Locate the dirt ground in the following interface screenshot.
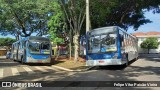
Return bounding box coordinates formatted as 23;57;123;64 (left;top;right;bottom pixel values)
51;56;88;70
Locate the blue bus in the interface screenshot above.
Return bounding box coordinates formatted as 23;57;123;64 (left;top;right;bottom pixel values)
80;35;86;56
86;26;138;66
11;36;52;64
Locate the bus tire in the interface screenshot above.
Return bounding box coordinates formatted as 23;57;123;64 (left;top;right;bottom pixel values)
13;55;16;62
46;62;52;66
125;54;129;66
21;56;24;64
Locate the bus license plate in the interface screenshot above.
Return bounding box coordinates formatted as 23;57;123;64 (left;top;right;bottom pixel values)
99;60;104;63
38;60;42;63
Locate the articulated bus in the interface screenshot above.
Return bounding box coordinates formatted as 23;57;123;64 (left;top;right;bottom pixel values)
86;26;138;66
11;36;52;64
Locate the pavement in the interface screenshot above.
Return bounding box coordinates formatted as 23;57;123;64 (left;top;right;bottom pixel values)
39;54;160;72
0;54;160;90
52;53;160;72
0;54;156;72
0;56;90;72
51;64;95;72
51;56;89;71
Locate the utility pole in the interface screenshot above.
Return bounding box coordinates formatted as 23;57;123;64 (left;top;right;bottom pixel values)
86;0;90;33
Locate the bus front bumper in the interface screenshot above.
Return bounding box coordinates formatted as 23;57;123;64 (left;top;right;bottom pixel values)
86;59;126;66
26;57;51;63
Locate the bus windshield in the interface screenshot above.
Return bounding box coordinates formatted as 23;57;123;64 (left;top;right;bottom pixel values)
28;41;50;54
88;33;117;53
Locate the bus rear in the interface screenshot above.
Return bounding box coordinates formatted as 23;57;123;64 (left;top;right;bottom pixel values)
86;26;124;66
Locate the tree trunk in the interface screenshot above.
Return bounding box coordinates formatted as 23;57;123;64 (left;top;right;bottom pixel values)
69;42;72;60
69;28;72;60
55;45;60;60
73;33;80;62
16;35;20;40
148;48;149;54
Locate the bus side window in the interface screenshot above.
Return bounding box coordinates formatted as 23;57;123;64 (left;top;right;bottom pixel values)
120;35;124;47
22;41;26;48
20;42;23;49
12;45;14;52
18;43;20;49
119;29;124;47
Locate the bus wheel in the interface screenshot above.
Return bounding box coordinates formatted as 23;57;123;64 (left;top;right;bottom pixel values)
13;55;16;62
125;60;129;66
46;63;52;66
125;54;129;66
21;57;24;64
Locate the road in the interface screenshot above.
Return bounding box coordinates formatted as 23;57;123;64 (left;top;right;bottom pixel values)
0;56;73;81
0;54;160;90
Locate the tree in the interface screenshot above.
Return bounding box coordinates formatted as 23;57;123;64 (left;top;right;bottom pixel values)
140;37;159;54
90;0;160;30
57;0;86;62
0;37;16;46
0;0;54;38
48;0;160;62
48;1;66;44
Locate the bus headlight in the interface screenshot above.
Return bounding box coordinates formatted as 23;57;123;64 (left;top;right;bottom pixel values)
27;55;34;60
87;56;92;60
112;53;118;59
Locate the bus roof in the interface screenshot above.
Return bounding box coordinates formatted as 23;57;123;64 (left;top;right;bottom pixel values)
118;27;137;39
12;36;50;44
88;26;137;39
90;26;118;32
88;26;118;35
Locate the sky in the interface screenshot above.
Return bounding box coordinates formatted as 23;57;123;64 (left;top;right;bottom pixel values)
128;11;160;34
0;11;160;38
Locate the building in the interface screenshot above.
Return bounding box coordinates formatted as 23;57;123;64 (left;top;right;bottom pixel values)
0;46;7;56
133;31;160;53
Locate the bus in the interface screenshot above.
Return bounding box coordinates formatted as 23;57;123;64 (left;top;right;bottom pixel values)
11;36;52;64
80;35;86;56
86;26;138;66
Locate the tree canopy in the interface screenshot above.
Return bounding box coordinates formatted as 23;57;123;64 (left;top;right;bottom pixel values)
48;1;66;44
0;37;16;46
140;37;159;54
0;0;54;38
1;0;160;37
48;0;86;61
58;0;86;61
1;0;160;60
48;0;160;61
90;0;160;30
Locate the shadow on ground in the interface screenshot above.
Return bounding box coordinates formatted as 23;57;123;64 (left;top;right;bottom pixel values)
0;57;159;90
0;55;159;90
70;66;88;70
141;57;160;62
0;64;157;90
89;59;138;71
0;57;21;68
138;54;160;63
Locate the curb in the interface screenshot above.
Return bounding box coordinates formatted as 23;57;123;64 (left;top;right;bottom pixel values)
52;65;95;72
